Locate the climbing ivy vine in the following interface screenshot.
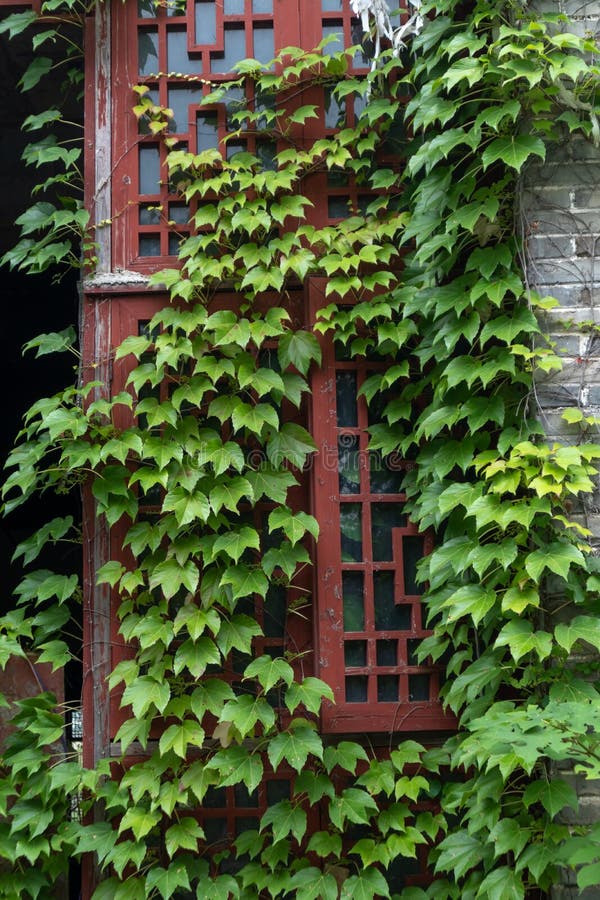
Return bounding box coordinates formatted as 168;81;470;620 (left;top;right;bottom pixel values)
3;0;600;897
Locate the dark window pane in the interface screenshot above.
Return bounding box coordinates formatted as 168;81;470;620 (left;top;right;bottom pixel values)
403;535;424;595
322;22;344;55
324;87;346;129
264;583;286;638
168;86;199;132
371;503;406;562
204;786;227;807
138;28;159;75
327;169;349;187
195;0;217;44
168;233;183;255
138;0;157;17
377;675;398;702
374;572;412;631
407;638;421;666
139;145;160;195
253;24;274;64
345;675;368;703
225;0;244;12
139;204;161;225
139;234;161;256
234;784;258;807
138;87;159;134
409;674;430;701
376;639;397;666
342;571;364;632
204;817;228;843
167;28;203;73
211;26;246;74
226;140;247;159
256;141;277;170
336;371;357;427
197;112;219;152
370;452;404;494
340;503;362;562
338;434;360;495
169;202;189;224
328;195;350;219
344;640;366;668
267;779;290;804
235;817;259;835
223;86;246;129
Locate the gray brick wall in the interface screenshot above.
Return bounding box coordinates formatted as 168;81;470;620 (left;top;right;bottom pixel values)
523;7;600;895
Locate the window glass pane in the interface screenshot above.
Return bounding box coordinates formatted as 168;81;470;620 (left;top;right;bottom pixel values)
223;85;246;129
252;0;273;11
377;675;398;701
409;674;430;701
204;786;227;807
234;784;258;807
376;639;397;666
322;22;344;55
324;87;346;129
195;0;217;44
204;818;227;842
345;675;367;703
336;371;357;426
370;452;404;494
139;145;160;194
168;86;199;133
344;640;366;668
338;434;360;495
138;28;159;75
328;195;350;219
211;26;246;74
407;638;421;666
256;141;277;171
374;571;411;630
267;779;290;804
403;535;424;594
139;204;162;225
224;0;244;12
169;202;189;224
197;112;219;152
371;502;406;561
342;571;364;632
253;24;274;64
322;0;343;8
226;140;247;159
167;28;203;73
139;234;161;256
263;583;286;638
235;817;259;835
138;0;158;18
340;503;362;562
327;169;349;188
168;233;183;255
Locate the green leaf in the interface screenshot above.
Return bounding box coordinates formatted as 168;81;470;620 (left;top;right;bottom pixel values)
213;526;260;563
341;868;391;900
278;330;321;375
435;831;484;879
261;800;307;843
523;779;578;817
285;677;334;714
121;676;170;718
289;868;339;900
268;725;323;772
555;616;600;653
244;656;294;692
329;788;378;830
267;423;317;468
145;862;191;899
477;867;524;900
481;135;545;172
525;542;585;582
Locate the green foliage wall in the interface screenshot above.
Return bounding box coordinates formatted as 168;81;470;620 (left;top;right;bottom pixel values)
2;0;600;897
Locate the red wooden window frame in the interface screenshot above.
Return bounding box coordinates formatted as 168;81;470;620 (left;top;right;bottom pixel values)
309;278;453;734
83;292;313;743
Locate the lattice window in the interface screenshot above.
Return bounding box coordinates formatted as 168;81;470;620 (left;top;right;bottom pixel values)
309;281;451;734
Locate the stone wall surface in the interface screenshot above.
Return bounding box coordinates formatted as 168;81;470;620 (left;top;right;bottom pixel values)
524;4;600;896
